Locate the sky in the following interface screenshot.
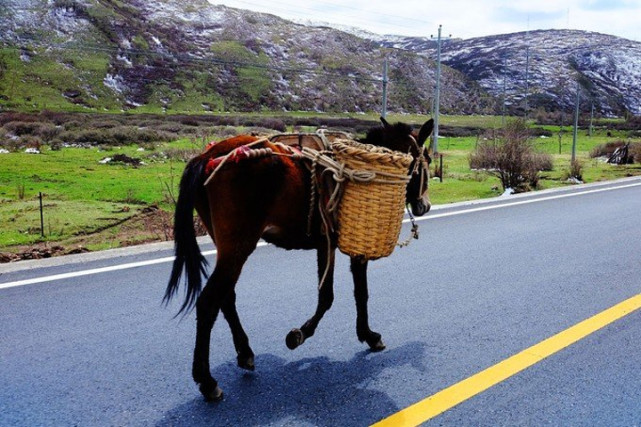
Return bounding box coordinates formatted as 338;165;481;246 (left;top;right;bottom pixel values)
207;0;641;41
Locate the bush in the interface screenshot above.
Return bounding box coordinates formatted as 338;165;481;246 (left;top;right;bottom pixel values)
563;159;583;182
469;119;553;192
163;148;201;162
34;123;61;142
18;135;43;151
3;121;42;136
215;126;238;138
256;117;287;132
58;126;174;146
630;143;641;163
0;112;39;126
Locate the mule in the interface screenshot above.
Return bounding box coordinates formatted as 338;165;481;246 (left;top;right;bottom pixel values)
164;117;434;401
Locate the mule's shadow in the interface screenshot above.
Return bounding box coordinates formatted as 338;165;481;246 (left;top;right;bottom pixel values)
157;341;428;426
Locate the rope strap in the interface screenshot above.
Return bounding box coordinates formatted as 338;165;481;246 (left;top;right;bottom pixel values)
201;137;421;288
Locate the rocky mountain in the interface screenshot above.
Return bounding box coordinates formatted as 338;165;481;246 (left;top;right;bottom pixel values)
1;0;639;117
0;0;491;115
373;29;641;117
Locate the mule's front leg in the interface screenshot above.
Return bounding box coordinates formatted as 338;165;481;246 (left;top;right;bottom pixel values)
286;246;335;350
351;256;385;351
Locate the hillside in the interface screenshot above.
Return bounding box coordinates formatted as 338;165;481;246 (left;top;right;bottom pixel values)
0;0;491;114
2;1;640;117
372;29;641;117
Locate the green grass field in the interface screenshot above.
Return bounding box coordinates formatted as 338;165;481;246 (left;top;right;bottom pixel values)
1;115;640;254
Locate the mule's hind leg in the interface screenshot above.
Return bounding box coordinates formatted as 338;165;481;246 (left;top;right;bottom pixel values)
351;256;385;351
286;246;336;350
193;249;253;401
221;289;255;371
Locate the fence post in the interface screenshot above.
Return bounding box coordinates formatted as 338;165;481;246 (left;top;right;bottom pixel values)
39;192;44;237
439;154;443;182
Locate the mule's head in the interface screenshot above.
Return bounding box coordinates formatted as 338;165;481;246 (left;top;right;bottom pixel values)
363;117;434;216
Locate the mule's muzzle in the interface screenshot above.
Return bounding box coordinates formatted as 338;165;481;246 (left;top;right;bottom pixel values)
410;199;431;216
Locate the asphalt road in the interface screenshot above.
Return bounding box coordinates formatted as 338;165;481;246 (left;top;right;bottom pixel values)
1;177;641;426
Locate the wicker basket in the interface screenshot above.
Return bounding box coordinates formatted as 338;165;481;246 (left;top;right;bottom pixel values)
331;139;413;259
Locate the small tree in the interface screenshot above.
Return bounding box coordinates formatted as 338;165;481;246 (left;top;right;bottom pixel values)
469;119;552;193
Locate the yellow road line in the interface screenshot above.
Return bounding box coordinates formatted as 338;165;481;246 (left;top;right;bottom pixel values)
372;293;641;427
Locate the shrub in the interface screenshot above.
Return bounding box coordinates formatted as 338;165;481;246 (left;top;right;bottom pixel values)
157;123;187;134
469;119;553;192
630;143;641;163
217;126;238;138
58;126;174;146
563;159;583;182
180;117;200;127
92;120;121;129
18;135;43;151
63;120;84;131
163;148;201;162
35;123;61;142
533;152;554;172
0;112;39;126
49;139;64;151
3;121;41;136
256;117;287;132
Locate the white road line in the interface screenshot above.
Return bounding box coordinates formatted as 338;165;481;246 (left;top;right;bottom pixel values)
0;255;181;290
405;181;641;223
2;182;640;291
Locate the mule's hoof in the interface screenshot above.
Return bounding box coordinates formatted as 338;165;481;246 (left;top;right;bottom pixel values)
237;355;255;371
200;384;224;402
286;328;305;350
368;338;386;352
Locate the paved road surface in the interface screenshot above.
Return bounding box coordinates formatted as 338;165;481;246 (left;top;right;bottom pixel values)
1;177;641;426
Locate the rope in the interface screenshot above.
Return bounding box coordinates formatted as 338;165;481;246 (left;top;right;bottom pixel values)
201;134;425;288
397;205;420;248
203;137;270;186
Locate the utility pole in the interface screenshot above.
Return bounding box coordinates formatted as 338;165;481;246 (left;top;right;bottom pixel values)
502;56;507;126
524;45;530;118
572;80;580;163
523;24;531;119
431;25;450;155
381;58;388;119
589;103;594;137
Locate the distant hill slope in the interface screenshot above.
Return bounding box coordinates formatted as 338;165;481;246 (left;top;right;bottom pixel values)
1;1;639;117
372;29;641;116
0;0;491;114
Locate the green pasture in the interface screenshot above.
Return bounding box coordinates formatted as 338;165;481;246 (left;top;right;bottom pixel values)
0;141;200;249
1;118;640;252
428;127;641;203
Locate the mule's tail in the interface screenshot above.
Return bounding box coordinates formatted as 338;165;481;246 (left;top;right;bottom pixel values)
163;157;209;315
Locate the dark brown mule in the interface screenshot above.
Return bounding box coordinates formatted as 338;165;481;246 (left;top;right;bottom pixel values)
164;118;434;401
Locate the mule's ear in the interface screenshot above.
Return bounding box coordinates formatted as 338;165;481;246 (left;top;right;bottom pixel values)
380;116;391;128
417;119;434;145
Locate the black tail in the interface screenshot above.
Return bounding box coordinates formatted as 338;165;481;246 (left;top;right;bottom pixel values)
163;157;209;315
